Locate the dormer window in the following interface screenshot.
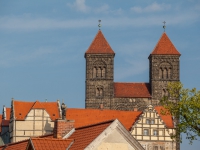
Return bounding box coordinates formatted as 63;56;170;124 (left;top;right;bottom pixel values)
153;130;158;136
143;129;149;135
146;119;155;124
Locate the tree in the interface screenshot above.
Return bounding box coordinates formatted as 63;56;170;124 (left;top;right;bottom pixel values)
160;82;200;144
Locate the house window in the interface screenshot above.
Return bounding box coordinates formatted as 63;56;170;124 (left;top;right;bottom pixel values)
143;129;149;135
146;119;154;124
153;130;158;136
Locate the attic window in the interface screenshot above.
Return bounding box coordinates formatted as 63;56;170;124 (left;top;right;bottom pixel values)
19;113;21;115
53;114;55;116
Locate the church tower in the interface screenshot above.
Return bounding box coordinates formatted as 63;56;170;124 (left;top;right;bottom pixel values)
85;30;115;109
149;32;181;104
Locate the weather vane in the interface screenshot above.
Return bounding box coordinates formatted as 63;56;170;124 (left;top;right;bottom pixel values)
98;20;101;30
163;21;166;32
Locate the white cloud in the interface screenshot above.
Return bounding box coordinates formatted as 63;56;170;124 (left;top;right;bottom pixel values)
131;2;171;13
67;0;90;13
0;10;199;31
94;4;110;13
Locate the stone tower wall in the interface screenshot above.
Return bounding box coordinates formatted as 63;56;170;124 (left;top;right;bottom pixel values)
85;54;114;109
149;55;180;101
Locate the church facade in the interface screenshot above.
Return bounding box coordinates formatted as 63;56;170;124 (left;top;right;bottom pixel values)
85;30;180;111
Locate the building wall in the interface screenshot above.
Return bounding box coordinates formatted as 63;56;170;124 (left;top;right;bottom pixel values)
131;105;176;150
85;54;114;109
10;109;54;142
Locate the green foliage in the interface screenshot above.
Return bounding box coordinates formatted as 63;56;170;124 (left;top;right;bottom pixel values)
160;82;200;144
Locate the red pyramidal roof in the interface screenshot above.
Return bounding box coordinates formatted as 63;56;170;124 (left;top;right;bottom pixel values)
85;30;115;54
151;32;180;55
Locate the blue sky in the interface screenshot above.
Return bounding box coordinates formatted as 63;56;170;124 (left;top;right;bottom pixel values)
0;0;200;149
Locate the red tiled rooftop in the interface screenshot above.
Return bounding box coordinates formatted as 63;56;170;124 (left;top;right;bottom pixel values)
85;30;115;54
67;108;142;131
68;120;113;150
6;108;11;120
151;32;180;55
29;138;74;150
13;100;60;121
155;106;174;128
1;120;10;126
0;139;28;150
114;82;151;98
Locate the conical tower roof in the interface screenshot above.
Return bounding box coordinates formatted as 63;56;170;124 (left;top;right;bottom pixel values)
85;30;115;54
151;32;180;55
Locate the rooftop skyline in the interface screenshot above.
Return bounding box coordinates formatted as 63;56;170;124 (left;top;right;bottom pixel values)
0;0;200;149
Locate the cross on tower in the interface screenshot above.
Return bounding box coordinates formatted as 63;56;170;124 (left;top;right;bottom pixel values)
98;20;101;30
163;21;166;32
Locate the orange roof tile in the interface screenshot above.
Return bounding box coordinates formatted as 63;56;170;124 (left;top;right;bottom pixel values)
114;82;151;98
68;120;112;150
13;100;60;121
29;138;74;150
85;30;115;54
5;108;11;120
32;101;44;109
0;139;28;150
67;108;142;131
1;120;10;126
151;32;180;55
155;106;174;128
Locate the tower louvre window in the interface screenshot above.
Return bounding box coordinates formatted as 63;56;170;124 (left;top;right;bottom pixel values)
92;61;106;79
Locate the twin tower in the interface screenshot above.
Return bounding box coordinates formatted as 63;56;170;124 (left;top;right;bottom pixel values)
85;30;180;111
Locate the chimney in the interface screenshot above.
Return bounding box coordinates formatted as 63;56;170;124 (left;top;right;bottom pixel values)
53;119;74;139
100;103;103;110
133;106;138;111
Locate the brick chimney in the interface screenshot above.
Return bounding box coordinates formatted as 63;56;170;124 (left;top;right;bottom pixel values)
53;119;74;139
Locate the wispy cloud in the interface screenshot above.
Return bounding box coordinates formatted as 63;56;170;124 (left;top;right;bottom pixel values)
0;10;199;31
67;0;90;13
131;2;171;13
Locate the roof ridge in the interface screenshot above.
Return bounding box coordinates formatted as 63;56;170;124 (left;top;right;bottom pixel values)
75;119;114;130
31;138;74;141
85;30;115;54
32;100;44;109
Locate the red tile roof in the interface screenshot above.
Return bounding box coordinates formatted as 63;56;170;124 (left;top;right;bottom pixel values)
67;108;142;131
155;106;174;128
5;108;11;120
68;120;112;150
114;82;151;98
0;139;28;150
1;120;10;126
13;100;60;121
151;32;180;55
85;30;115;54
29;138;74;150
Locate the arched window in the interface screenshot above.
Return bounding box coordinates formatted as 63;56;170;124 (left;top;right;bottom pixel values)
159;68;163;79
96;87;103;98
97;67;101;77
102;67;106;78
93;61;106;79
159;63;172;80
93;67;97;78
163;68;167;79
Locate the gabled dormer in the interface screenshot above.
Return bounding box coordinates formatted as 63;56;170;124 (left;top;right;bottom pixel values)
131;105;176;150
